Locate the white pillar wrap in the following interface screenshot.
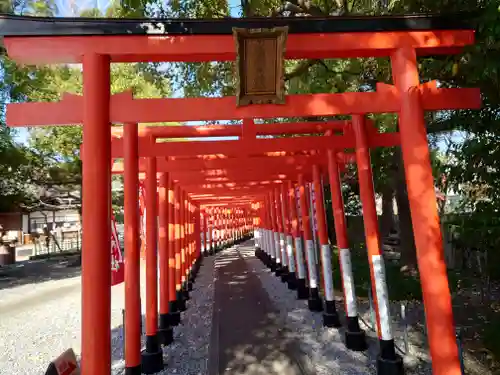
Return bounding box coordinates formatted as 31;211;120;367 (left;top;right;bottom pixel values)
274;232;281;263
254;229;260;248
305;239;318;288
269;230;276;259
320;244;335;301
286;235;296;272
201;232;205;252
279;233;287;267
339;248;357;317
267;229;276;259
372;254;393;340
294;237;306;279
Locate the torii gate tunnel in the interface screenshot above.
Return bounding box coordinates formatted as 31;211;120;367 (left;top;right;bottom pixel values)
1;12;481;375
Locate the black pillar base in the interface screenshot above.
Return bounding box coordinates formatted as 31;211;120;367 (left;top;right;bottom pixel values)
158;313;174;346
269;260;277;272
189;267;197;280
345;330;368;351
254;248;261;258
377;339;404;375
263;253;270;265
158;326;173;347
266;254;272;265
124;365;142;375
296;278;309;299
280;266;289;283
322;300;342;328
377;355;404;375
176;291;187;312
141;335;164;374
344;316;367;351
308;287;323;312
274;264;283;277
263;255;270;267
287;272;297;290
168;301;181;326
182;283;190;301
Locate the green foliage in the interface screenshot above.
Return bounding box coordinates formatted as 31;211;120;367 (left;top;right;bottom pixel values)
331;244;424;301
0;2;173;211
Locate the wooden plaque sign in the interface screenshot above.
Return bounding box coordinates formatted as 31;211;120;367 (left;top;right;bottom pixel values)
232;27;288;106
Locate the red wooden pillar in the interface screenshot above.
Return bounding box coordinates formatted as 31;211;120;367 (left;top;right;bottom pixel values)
327;149;367;351
267;194;276;269
203;212;209;256
187;199;195;288
179;192;185;289
191;204;195;256
208;209;214;255
254;202;262;252
298;174;322;311
192;204;202;277
269;190;281;274
260;199;269;264
259;202;265;249
288;181;308;300
81;54;111;375
138;183;147;260
224;209;228;245
230;209;234;243
275;187;289;282
123;122;141;374
312;164;341;328
158;172;173;346
212;208;218;250
226;209;230;244
142;156;163;372
223;208;227;245
194;205;201;262
185;199;192;283
216;208;221;250
391;48;459;375
352;114;401;372
220;208;225;248
281;183;297;290
217;208;221;248
174;185;186;312
181;191;190;301
168;179;181;326
265;196;274;268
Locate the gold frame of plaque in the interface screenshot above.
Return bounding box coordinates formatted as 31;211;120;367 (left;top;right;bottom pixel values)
232;26;288;106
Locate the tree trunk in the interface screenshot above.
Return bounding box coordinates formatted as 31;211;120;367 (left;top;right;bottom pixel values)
393;148;418;268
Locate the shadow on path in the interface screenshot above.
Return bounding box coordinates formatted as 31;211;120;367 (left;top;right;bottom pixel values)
208;246;311;375
0;255;81;291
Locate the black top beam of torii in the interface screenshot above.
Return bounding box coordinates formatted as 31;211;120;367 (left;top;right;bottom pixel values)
0;12;477;37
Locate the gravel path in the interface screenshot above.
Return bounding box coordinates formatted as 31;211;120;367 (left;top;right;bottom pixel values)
238;242;433;375
0;241;436;375
0;255;216;375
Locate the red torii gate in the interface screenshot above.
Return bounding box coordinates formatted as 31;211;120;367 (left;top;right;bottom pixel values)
1;13;481;375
